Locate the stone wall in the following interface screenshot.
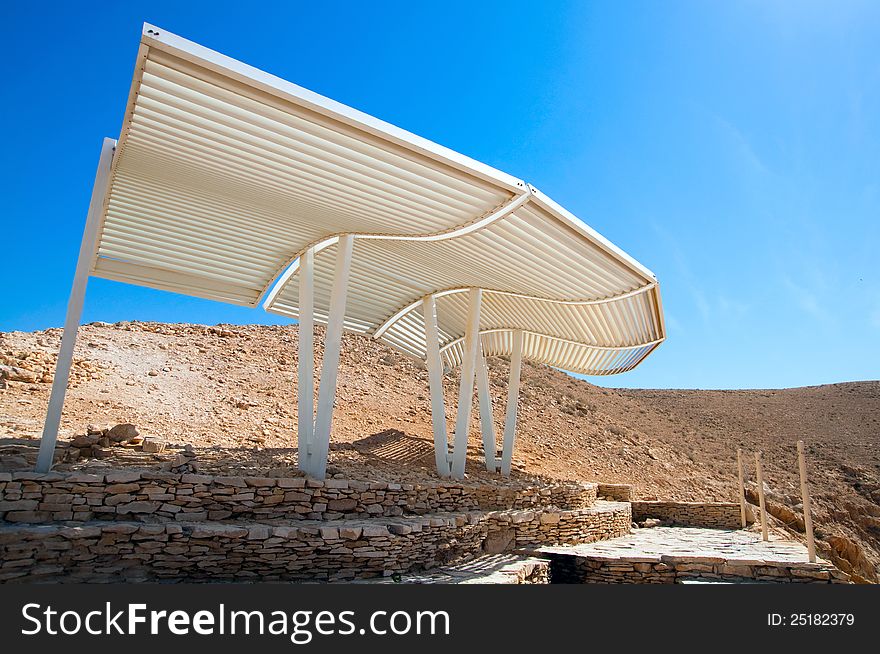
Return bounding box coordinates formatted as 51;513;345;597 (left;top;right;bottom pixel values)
631;501;749;529
0;503;631;583
487;502;631;552
596;483;632;502
547;552;849;584
0;471;596;524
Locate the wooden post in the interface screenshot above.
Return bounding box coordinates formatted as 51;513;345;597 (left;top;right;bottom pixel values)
736;448;747;528
755;451;769;541
797;440;817;562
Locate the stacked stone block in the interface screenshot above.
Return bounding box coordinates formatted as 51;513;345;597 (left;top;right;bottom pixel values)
596;483;633;502
0;502;631;583
0;470;632;583
547;551;848;584
630;501;748;529
0;471;596;524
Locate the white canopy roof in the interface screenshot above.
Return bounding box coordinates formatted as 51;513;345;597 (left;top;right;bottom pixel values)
92;24;665;375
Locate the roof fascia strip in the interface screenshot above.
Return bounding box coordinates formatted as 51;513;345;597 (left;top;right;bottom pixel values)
261;237;339;307
371;282;657;340
357;187;532;242
259;188;531;307
437;328;665;357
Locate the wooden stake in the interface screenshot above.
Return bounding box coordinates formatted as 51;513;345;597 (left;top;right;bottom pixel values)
797;440;817;562
736;448;747;528
755;451;769;541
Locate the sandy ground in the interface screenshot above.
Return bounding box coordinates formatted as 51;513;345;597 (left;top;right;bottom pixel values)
1;321;878;579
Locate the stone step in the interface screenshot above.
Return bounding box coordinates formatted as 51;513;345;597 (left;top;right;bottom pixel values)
0;502;631;583
0;470;598;524
678;578;777;584
352;554;550;584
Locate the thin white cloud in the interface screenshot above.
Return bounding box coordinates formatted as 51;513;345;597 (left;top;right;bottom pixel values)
692;288;711;323
713;115;770;175
650;221;750;327
718;295;749;318
782;275;834;324
663;311;683;333
870;301;880;329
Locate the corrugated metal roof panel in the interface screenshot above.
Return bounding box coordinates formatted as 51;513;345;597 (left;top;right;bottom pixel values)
93;29;516;308
92;24;664;377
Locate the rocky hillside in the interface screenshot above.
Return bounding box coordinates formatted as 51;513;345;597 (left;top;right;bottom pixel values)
1;321;878;580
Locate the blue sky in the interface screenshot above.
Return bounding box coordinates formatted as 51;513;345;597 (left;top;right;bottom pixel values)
2;1;878;389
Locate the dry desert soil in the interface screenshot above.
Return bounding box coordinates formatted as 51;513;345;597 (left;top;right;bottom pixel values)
1;321;878;581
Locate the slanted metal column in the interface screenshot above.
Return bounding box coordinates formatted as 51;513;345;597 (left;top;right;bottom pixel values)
36;137;117;473
297;247;315;474
451;288;482;479
500;329;523;476
422;295;451;477
310;235;354;479
475;344;497;472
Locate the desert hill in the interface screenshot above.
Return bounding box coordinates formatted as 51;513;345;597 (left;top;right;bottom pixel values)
1;321;878;580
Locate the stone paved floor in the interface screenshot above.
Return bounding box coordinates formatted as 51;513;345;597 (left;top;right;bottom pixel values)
352;554;549;584
358;529;824;584
542;526;817;564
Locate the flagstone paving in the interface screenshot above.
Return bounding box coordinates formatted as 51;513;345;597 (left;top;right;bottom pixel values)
541;526;815;564
352;553;549;584
538;526;849;583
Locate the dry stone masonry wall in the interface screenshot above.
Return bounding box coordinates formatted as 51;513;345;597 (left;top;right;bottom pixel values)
630;501;747;529
0;502;631;583
0;469;633;582
0;471;597;524
547;552;848;584
596;483;633;502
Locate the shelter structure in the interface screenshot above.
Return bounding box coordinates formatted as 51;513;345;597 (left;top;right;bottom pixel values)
36;24;666;479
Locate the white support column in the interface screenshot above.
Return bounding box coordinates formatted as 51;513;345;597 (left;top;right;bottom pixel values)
310;235;354;479
36;137;116;473
451;288;482;480
422;295;451;477
297;247;315;474
475;345;496;473
500;330;523;477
